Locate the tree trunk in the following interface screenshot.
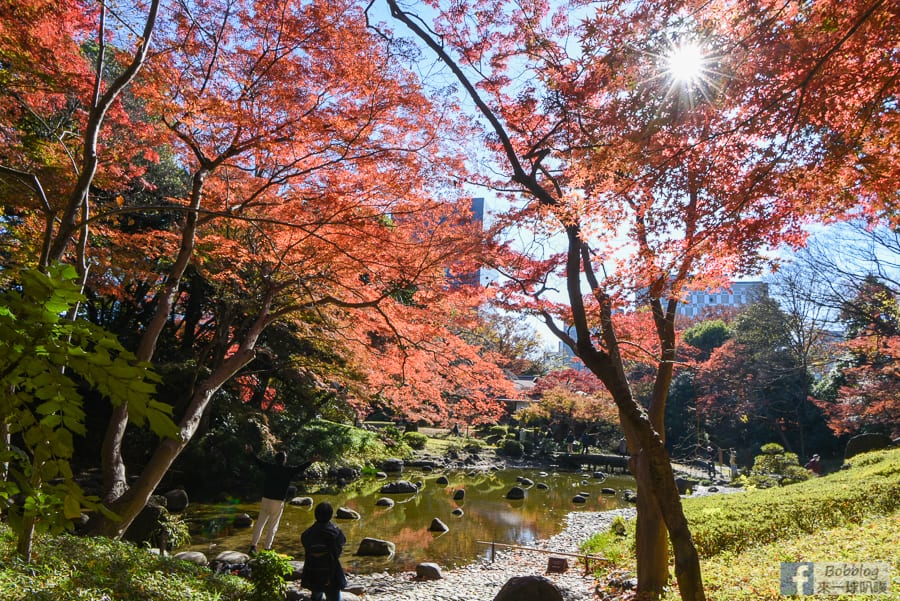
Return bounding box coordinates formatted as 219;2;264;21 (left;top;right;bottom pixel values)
634;452;670;598
15;514;35;562
88;315;267;537
15;460;43;562
98;167;208;508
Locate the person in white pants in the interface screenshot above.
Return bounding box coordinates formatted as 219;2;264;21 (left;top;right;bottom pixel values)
248;448;313;554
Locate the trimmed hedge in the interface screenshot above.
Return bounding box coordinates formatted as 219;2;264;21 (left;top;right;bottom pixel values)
683;448;900;557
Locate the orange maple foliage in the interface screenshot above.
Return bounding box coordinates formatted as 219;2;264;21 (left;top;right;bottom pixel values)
0;0;513;538
384;0;899;598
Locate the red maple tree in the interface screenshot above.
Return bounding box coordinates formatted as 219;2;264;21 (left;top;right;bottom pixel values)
384;0;899;598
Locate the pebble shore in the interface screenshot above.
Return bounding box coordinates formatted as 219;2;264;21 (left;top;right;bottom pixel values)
348;507;637;601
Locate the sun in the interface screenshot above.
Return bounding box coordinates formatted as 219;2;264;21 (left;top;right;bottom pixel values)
665;41;705;86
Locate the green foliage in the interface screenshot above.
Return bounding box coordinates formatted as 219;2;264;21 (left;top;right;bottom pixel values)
682;319;730;358
739;442;811;488
0;524;250;600
683;448;900;558
248;550;293;601
285;419;416;467
151;510;191;552
499;439;524;457
403;431;428;450
0;264;177;556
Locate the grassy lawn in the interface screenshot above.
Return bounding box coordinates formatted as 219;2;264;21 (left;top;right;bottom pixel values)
585;447;900;601
685;513;899;601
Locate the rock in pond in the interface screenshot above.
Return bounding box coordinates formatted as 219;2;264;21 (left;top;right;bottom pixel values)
356;537;396;557
428;518;449;533
536;482;549;490
380;480;418;494
451;508;464;517
572;495;587;504
288;496;314;507
336;506;361;520
505;486;526;500
453;489;465;501
374;497;395;508
435;475;450;485
382;458;404;473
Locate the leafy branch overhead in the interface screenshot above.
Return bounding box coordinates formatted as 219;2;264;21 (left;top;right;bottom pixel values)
0;263;177;556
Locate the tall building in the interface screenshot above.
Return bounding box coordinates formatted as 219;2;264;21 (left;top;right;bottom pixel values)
676;281;768;318
448;197;490;288
555;280;769;368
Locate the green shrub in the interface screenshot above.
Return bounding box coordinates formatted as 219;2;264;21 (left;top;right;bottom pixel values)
248;550;293;601
152;509;191;553
0;525;250;600
500;439;524;457
741;442;810;488
403;431;428;450
684;448;900;557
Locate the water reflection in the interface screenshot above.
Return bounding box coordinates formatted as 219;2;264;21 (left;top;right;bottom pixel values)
184;468;632;573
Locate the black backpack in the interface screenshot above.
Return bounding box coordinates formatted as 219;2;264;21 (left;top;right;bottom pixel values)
303;542;335;589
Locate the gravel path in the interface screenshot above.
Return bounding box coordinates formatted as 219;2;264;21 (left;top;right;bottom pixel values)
346;508;637;601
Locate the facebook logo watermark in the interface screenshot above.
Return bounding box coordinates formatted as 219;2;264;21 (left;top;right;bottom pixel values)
780;562;892;595
781;562;815;595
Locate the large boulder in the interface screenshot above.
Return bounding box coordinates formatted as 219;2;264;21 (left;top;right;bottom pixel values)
492;576;564;601
163;488;189;512
845;433;893;460
382;458;405;473
416;562;443;581
285;560;303;581
380;480;418;494
356;537;395;557
505;486;526;500
123;503;168;548
174;551;208;566
336;507;361;520
330;465;363;482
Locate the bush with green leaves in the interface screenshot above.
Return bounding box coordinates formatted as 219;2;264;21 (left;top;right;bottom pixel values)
403;431;428;450
738;442;810;488
0;264;177;560
0;524;250;600
500;439;524;457
247;550;293;601
151;510;191;553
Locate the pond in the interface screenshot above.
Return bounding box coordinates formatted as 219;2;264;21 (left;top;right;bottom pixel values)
182;467;634;574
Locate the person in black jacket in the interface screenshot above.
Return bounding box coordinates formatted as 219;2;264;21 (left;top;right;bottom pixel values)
301;502;347;601
247;448;312;554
